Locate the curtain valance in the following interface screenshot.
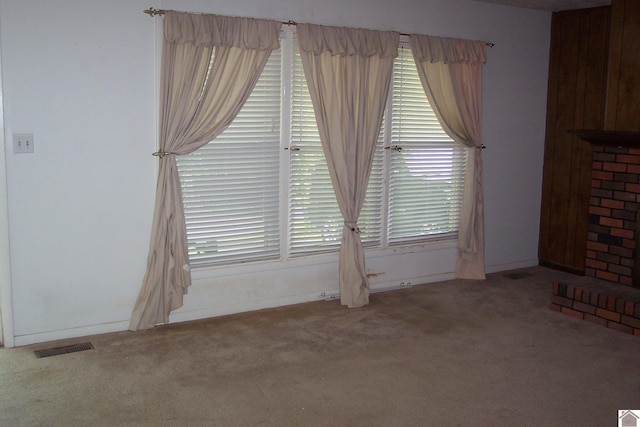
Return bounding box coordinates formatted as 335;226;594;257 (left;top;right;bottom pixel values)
410;34;486;280
410;35;486;64
130;12;280;330
298;23;399;58
298;22;396;308
164;11;281;50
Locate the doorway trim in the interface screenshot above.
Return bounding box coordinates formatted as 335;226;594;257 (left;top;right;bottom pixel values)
0;25;14;348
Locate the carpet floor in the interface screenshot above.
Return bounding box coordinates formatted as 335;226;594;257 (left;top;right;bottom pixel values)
1;266;639;426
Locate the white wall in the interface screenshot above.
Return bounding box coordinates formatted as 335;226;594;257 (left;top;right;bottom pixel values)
0;0;551;346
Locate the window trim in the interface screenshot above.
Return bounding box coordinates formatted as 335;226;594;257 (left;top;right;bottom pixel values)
179;28;464;269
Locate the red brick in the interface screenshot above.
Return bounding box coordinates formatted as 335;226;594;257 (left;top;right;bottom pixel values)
561;307;584;320
596;270;619;283
610;227;635;239
600;217;624;228
629;148;640;155
592;161;603;170
614;191;637;202
616;295;628;313
628;164;640;174
623;239;636;249
589;206;611;216
585;258;607;270
617;154;640;164
552;295;573;308
598;293;608;308
584;313;608;326
573;301;597;315
596;307;622;322
580;287;593;303
621;315;640;329
550;303;562;312
601;198;626;209
592;170;614;180
603;162;627;172
578;284;609;303
574;288;583;301
635;328;640;337
625;183;640;193
619;276;633;287
625;300;637;316
607;321;634;334
624;297;640;312
626;298;640;311
565;284;577;299
587;241;609;252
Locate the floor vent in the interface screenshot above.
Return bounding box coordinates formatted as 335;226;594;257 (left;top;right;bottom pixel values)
505;271;533;280
34;342;94;358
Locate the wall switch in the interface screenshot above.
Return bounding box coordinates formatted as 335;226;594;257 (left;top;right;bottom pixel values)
13;134;34;154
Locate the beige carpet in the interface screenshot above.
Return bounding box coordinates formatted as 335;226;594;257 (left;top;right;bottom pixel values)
1;266;639;426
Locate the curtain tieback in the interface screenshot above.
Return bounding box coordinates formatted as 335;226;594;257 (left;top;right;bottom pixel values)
476;144;486;151
344;221;360;233
152;150;176;159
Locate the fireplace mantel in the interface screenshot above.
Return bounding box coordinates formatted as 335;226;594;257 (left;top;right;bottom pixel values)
570;129;640;147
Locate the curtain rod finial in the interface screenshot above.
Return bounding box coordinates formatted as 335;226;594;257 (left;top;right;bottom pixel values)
144;7;165;17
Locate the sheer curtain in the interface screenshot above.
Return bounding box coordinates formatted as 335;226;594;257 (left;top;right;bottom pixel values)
129;11;281;330
298;24;398;307
409;35;487;280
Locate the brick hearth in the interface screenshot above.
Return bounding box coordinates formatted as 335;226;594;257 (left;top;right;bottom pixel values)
551;280;640;336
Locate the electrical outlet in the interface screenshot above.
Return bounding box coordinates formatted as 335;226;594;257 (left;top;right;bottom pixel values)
13;133;34;154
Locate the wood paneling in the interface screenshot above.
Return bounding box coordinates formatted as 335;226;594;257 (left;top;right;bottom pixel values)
605;0;640;132
539;6;611;273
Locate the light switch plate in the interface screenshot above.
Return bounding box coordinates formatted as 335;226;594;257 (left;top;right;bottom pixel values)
13;133;34;154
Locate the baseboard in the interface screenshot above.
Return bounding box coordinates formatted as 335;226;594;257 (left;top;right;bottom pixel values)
168;272;457;325
538;259;585;276
12;320;131;348
9;271;459;347
485;259;539;274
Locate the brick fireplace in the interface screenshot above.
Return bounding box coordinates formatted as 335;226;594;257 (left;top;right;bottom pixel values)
587;145;640;287
544;1;640;336
550;131;640;338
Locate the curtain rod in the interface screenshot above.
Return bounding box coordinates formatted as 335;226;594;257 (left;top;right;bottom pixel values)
143;7;495;48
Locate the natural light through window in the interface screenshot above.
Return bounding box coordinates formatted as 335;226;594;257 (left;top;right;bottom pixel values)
176;28;466;266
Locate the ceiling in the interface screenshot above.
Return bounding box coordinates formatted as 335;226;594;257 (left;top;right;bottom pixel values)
474;0;611;11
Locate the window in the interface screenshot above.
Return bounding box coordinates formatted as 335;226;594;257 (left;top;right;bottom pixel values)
177;47;282;265
388;47;466;243
177;28;466;266
288;37;384;255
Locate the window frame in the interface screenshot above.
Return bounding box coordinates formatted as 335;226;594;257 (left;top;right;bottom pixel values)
177;27;465;269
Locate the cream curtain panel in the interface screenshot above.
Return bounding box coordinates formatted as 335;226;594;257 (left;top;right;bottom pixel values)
409;35;487;280
298;24;398;307
129;11;281;330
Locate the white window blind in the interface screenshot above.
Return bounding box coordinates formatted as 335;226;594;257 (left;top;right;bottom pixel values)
288;37;382;256
176;30;466;267
176;47;283;265
387;46;466;244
